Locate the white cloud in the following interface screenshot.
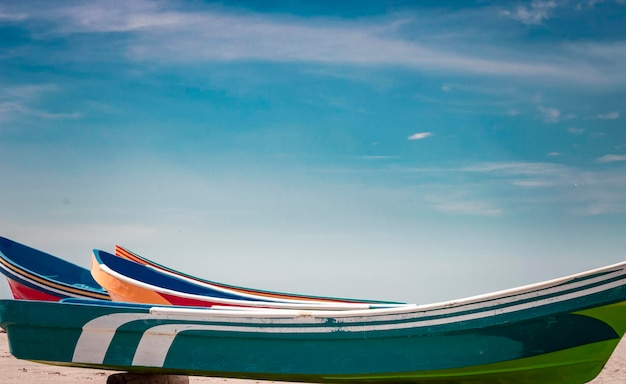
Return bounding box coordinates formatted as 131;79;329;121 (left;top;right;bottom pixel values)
457;161;626;216
575;0;604;9
126;16;566;78
513;180;554;187
0;102;21;123
597;154;626;163
0;101;24;114
0;9;27;22
45;1;172;33
597;111;620;119
565;42;626;61
568;127;585;135
564;42;626;84
3;1;613;84
408;132;433;141
460;161;565;175
0;84;58;100
547;152;561;156
538;106;561;123
574;0;626;8
34;110;82;119
501;0;558;25
0;84;81;122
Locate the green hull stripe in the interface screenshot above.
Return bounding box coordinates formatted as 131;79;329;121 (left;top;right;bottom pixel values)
322;339;617;382
576;301;626;336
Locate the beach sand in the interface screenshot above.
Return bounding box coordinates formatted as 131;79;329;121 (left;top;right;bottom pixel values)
2;329;626;383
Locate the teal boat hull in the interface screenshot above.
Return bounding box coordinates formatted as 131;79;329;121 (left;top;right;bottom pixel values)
3;261;626;383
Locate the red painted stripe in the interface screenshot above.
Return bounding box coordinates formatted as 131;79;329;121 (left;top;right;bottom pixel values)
157;291;259;308
157;291;211;307
6;278;62;301
115;245;142;263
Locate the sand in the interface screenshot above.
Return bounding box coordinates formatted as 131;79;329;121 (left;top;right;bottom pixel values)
1;329;626;383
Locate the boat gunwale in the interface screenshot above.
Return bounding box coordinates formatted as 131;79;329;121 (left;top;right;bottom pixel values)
90;255;626;324
104;248;626;316
143;278;626;328
116;245;403;305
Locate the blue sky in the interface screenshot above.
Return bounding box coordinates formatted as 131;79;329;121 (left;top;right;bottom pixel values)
1;0;625;303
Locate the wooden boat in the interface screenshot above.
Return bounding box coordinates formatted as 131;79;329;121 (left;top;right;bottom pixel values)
3;260;626;383
115;245;404;306
0;236;109;301
93;249;405;310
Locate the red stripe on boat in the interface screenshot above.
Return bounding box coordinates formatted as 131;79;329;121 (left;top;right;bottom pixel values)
7;278;62;301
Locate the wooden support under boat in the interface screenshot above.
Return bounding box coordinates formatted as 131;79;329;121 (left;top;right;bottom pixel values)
107;373;189;384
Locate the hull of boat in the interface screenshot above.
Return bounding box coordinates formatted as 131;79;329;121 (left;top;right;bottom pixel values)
115;245;403;305
0;237;109;301
4;260;626;383
94;250;401;310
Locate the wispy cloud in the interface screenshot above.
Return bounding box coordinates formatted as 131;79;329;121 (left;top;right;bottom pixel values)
568;127;585;135
563;42;626;84
501;0;558;25
574;0;626;9
32;109;82;119
2;1;616;84
408;132;433;141
0;102;81;121
0;84;80;122
0;8;27;22
537;106;561;123
457;160;626;215
441;83;455;92
124;15;572;79
501;0;621;25
597;111;620;119
512;180;554;187
460;161;565;176
565;41;626;61
597;154;626;163
2;84;60;98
